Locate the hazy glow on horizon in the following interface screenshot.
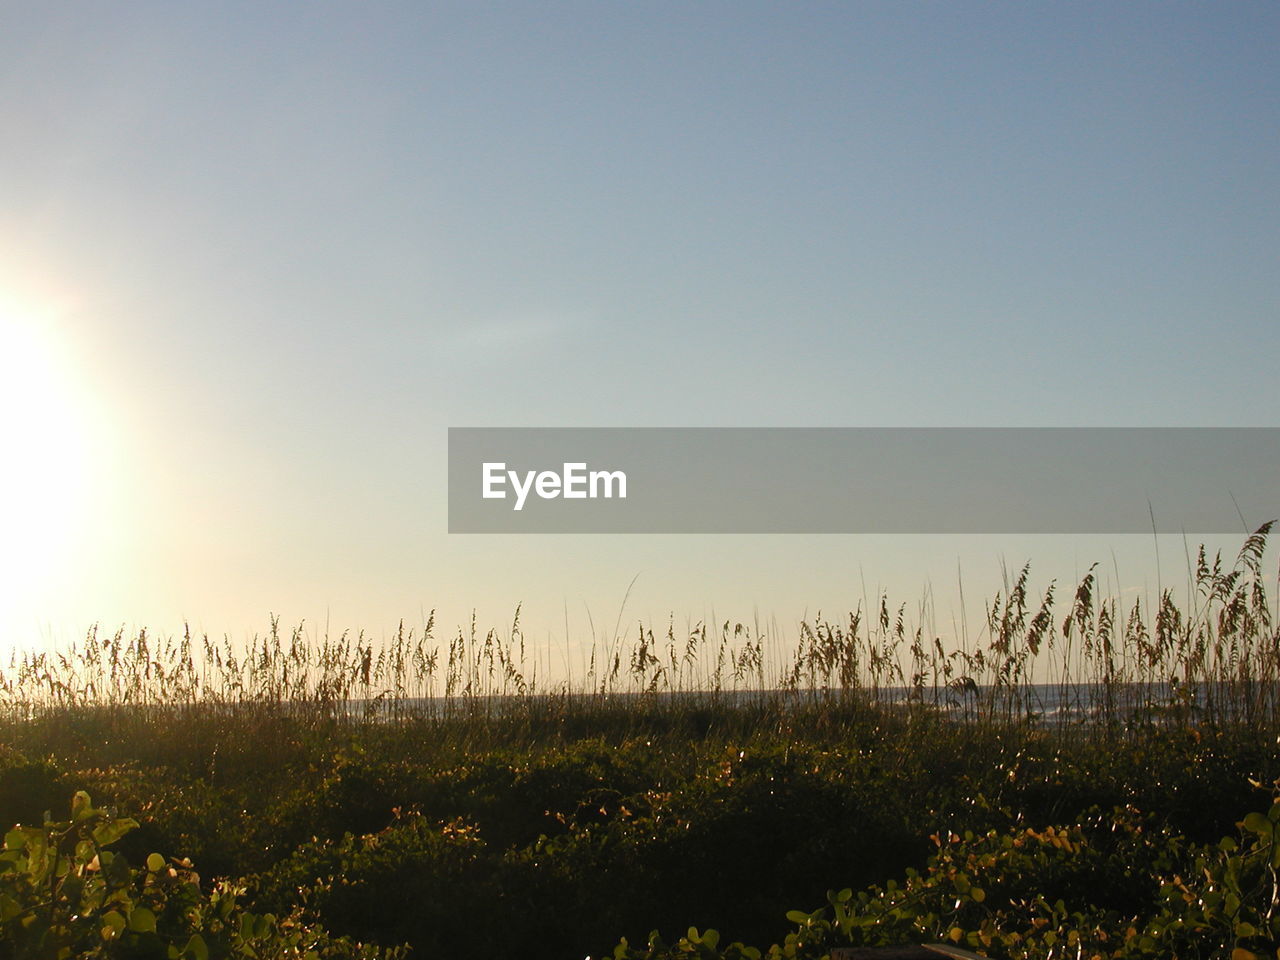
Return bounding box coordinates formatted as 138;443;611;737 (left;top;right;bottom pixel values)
0;3;1276;663
0;301;92;641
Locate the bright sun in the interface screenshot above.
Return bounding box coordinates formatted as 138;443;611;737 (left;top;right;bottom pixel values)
0;302;90;645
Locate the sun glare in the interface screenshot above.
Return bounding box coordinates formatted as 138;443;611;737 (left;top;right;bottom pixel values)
0;302;90;648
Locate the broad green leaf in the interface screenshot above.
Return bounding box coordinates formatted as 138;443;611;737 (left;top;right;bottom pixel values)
71;791;94;822
1243;812;1273;837
0;893;22;920
93;818;139;848
184;933;210;960
101;911;126;940
60;874;85;903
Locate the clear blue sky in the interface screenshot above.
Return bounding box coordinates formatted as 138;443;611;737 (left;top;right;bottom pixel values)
1;2;1276;666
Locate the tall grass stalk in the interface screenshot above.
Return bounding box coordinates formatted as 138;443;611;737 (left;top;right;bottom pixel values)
3;528;1276;749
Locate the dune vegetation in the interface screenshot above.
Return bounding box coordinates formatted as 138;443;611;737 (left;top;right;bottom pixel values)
2;526;1278;958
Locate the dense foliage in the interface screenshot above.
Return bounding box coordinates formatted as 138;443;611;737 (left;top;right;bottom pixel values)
1;709;1279;959
1;530;1276;956
614;799;1280;960
0;790;401;959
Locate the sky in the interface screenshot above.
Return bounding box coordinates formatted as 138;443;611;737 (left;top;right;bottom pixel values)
0;2;1276;675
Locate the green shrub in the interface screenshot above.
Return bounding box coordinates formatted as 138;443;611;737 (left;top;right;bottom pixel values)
613;797;1280;960
0;754;64;833
0;791;404;959
256;810;494;958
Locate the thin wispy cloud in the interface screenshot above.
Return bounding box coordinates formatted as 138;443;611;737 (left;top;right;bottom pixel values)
445;312;589;352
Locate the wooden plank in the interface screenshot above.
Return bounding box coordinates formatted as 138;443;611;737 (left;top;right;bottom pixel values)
830;945;987;959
